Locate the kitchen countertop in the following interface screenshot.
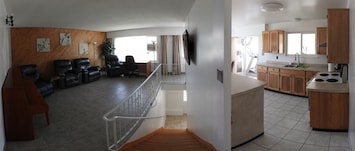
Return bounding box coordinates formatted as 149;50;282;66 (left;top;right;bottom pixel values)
258;61;328;72
307;80;349;93
231;73;265;97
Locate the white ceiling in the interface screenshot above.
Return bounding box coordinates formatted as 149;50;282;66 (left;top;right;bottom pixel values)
3;0;350;32
232;0;349;28
4;0;196;32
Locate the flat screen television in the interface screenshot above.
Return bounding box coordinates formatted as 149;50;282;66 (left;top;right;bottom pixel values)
182;29;190;65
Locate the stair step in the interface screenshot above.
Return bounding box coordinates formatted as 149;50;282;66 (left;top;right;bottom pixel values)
119;128;216;151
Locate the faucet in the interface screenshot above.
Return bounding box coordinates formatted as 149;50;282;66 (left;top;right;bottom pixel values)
295;53;300;66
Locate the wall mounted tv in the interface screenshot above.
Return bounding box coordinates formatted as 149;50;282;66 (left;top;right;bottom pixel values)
182;29;191;65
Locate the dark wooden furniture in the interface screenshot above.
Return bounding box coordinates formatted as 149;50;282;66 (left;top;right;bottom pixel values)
2;67;49;141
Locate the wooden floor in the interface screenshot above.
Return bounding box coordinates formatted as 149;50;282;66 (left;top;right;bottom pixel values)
119;128;216;151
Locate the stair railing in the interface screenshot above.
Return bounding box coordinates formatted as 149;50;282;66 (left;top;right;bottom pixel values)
102;63;186;151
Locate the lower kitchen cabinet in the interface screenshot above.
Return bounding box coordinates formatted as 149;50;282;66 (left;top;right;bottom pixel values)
309;91;349;130
257;65;268;87
279;69;305;96
267;67;279;91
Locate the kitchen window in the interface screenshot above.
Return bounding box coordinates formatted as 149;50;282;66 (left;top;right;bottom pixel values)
287;33;316;55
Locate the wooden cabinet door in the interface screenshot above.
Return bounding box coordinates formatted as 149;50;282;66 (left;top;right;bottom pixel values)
267;67;279;91
279;71;291;94
292;72;306;96
270;31;279;54
327;9;349;64
316;27;327;55
257;65;268;86
262;31;270;53
309;92;349;130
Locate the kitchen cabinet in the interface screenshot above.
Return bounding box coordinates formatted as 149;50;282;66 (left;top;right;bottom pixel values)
262;30;284;54
267;67;279;91
316;27;327;55
257;65;268;87
309;91;349;130
279;69;305;96
327;9;349;64
262;31;270;53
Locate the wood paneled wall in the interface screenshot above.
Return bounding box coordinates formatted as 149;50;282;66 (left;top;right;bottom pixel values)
11;28;106;77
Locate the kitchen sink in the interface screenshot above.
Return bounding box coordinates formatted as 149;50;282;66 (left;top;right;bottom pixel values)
284;64;298;68
283;64;309;69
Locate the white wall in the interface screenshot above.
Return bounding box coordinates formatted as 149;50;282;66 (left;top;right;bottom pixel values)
186;0;231;150
348;0;355;149
233;20;329;65
0;0;11;149
260;19;328;65
165;90;184;115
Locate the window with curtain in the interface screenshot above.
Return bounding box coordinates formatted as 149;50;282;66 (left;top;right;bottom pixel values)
114;36;157;62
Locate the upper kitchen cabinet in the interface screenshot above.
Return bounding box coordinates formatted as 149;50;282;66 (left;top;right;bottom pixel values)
262;31;270;53
316;27;327;55
327;9;349;64
262;30;285;54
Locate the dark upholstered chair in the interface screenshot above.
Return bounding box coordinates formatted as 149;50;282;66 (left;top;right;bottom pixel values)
53;60;82;88
125;55;139;77
73;58;100;83
19;64;54;97
105;55;123;77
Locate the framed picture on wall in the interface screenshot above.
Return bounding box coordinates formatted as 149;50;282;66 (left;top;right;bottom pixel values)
37;38;50;52
79;42;89;55
60;33;71;46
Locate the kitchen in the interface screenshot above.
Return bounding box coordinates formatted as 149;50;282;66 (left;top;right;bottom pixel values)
231;0;353;150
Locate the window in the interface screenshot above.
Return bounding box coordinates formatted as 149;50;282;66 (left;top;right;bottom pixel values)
287;33;316;55
114;36;157;62
183;90;187;102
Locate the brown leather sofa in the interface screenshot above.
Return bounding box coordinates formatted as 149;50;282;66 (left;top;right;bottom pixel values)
73;58;101;83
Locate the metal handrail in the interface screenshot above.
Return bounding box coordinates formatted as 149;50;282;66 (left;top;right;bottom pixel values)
103;64;162;121
102;63;186;151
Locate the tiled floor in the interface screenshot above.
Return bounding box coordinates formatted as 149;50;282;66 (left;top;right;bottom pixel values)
164;114;187;129
233;90;351;151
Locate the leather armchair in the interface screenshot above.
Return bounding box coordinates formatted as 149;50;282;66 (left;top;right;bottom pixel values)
73;58;101;83
53;60;82;88
19;64;54;97
105;55;124;77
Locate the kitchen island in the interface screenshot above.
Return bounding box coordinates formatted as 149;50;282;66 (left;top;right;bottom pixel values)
231;74;265;148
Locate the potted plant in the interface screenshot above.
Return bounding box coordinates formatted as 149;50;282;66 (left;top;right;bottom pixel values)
100;40;115;56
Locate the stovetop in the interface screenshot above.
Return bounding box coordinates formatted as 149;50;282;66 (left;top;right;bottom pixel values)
311;71;342;83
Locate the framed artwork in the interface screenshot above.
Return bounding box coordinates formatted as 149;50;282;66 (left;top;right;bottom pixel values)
37;38;50;52
60;33;71;46
79;42;89;55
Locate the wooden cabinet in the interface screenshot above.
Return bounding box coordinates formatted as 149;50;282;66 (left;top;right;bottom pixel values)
316;27;327;55
262;30;284;54
267;67;279;91
279;69;305;96
257;65;268;87
309;91;349;130
327;9;349;64
262;31;270;53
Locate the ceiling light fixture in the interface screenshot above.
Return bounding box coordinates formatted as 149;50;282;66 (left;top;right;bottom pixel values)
260;2;284;13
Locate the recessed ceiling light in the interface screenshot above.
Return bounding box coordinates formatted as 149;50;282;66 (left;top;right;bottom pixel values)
260;2;284;13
